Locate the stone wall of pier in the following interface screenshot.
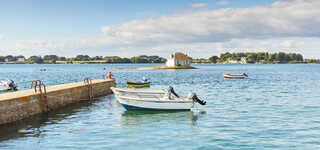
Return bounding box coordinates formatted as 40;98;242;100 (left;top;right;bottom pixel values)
0;79;115;125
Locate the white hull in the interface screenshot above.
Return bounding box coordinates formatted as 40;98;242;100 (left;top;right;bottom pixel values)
0;86;9;91
117;96;193;110
223;73;247;79
0;80;17;91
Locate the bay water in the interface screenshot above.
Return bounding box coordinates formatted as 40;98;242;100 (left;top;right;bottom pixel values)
0;64;320;149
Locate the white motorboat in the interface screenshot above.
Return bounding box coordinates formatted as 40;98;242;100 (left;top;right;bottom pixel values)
111;87;206;110
0;80;18;91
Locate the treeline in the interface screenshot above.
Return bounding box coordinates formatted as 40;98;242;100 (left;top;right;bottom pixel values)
0;55;166;64
305;59;320;64
1;52;319;64
209;52;305;63
0;55;25;62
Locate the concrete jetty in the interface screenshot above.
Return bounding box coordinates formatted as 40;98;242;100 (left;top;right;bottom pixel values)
0;79;115;125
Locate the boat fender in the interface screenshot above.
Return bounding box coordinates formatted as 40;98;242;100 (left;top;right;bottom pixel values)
188;93;206;105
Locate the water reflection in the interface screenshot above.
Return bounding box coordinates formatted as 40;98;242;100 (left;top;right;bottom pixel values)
0;99;101;142
119;110;206;126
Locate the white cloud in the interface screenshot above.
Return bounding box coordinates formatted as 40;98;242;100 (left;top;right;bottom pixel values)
190;3;208;8
280;40;294;48
280;39;306;49
0;34;4;40
216;0;231;5
99;0;320;45
1;0;320;58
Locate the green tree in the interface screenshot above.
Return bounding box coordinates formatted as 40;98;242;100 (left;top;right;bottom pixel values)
269;53;276;61
256;52;265;61
0;56;4;62
91;56;103;60
28;56;44;64
296;54;303;61
43;55;58;61
220;52;232;61
5;55;16;61
57;57;67;61
246;53;256;63
209;56;219;63
43;55;58;63
276;52;286;63
75;55;90;61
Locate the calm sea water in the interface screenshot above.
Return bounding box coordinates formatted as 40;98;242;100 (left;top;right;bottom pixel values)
0;64;320;150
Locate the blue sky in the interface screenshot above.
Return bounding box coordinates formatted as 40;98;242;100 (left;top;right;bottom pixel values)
0;0;276;40
1;0;319;58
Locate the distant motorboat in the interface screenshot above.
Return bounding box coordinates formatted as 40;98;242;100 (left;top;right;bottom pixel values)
0;80;18;91
223;73;248;79
111;86;206;110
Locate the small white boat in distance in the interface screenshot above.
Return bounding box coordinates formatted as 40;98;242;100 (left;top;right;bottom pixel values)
0;80;18;91
223;73;248;79
111;87;206;111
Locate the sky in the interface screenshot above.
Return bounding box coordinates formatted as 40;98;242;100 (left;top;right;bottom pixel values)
0;0;319;58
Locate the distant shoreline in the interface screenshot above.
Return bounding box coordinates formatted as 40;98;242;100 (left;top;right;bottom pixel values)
0;62;319;64
115;65;197;70
1;52;320;64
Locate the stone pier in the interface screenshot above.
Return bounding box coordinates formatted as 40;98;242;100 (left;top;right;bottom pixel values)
0;79;115;125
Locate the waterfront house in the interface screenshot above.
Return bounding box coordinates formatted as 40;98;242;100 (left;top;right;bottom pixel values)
166;52;191;67
17;57;25;62
240;57;247;64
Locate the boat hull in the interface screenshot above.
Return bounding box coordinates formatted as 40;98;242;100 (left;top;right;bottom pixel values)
117;96;193;110
127;81;150;88
121;104;191;111
223;74;246;79
0;80;17;91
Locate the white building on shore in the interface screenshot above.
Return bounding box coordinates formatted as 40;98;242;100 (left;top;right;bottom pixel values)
166;52;191;67
17;57;25;62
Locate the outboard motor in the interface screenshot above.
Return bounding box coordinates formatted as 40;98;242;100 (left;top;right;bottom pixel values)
188;92;206;105
8;80;18;91
168;86;179;98
242;73;248;77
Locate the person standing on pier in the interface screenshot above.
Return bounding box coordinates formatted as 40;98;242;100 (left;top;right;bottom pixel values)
107;72;112;79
